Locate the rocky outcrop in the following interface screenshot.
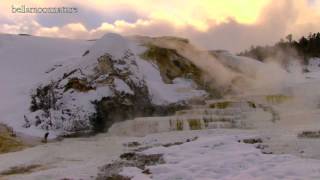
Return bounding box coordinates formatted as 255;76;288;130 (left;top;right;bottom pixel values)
24;33;196;135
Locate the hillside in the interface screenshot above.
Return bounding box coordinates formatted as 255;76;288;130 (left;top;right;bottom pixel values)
0;33;310;137
16;33;305;136
1;33;320;179
0;34;92;137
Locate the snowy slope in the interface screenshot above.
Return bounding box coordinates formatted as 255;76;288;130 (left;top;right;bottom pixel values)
0;33;208;137
0;34;92;136
13;33;208;136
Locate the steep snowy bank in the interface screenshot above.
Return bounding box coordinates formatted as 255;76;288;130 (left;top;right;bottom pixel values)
0;34;91;137
23;33;207;136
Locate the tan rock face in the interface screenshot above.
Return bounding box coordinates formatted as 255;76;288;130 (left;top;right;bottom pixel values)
141;45;203;84
64;78;95;92
97;54;113;74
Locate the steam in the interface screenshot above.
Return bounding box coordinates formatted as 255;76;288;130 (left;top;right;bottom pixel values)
247;46;306;94
134;35;320;151
143;37;242;91
128;34;320;142
140;36;309;97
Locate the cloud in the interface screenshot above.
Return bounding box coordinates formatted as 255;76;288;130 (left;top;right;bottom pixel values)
0;0;319;52
35;23;88;38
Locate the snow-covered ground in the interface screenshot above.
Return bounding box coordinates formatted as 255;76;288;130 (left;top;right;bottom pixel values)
1;128;320;179
114;78;320;180
2;89;320;179
126;131;320;180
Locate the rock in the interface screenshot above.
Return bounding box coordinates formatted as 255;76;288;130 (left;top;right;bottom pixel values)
261;150;273;154
120;152;136;161
124;141;141;147
97;152;165;179
256;144;268;150
298;131;320;138
104;175;131;180
242;138;263;144
142;169;151;175
162;141;184;147
0;164;42;176
119;152;165;169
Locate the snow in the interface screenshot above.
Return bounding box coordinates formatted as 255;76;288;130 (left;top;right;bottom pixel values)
114;78;134;95
0;33;208;136
121;167;152;180
85;33;129;60
119;130;320;180
2;128;320;179
79;33;133;75
0;34;91;137
0;134;125;180
63;86;113;110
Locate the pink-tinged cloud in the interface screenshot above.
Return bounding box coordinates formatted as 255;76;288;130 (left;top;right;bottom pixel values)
0;0;319;52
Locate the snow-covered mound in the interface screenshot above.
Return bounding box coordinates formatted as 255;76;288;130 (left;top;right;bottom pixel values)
24;33;208;136
0;34;91;137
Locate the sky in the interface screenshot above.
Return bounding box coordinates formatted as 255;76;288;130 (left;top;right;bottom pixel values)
0;0;320;52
